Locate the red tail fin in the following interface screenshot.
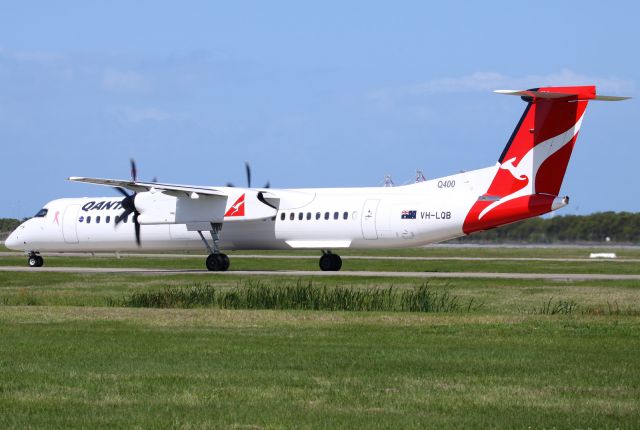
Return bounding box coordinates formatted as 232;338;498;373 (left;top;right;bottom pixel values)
463;85;605;234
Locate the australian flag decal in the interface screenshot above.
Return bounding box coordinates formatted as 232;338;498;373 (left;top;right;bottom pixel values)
401;210;417;219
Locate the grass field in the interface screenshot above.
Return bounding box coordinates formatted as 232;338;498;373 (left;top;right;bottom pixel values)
1;246;640;428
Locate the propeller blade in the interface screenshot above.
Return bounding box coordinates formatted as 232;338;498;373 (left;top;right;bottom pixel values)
115;187;130;198
245;162;251;188
130;158;137;182
228;162;270;188
133;213;141;246
115;208;132;226
120;194;136;212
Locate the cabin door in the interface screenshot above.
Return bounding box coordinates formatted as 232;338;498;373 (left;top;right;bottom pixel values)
361;199;379;240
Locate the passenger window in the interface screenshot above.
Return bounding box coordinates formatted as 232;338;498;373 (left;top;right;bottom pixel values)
289;213;294;221
324;212;329;220
298;212;303;221
316;212;321;220
114;216;119;223
280;213;286;221
86;216;91;224
96;216;101;224
106;216;111;223
34;209;48;218
343;211;348;220
123;215;127;223
306;212;311;220
333;212;339;220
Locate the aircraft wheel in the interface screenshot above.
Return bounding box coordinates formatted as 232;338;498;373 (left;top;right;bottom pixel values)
219;253;230;271
319;253;342;271
28;255;44;268
206;253;230;272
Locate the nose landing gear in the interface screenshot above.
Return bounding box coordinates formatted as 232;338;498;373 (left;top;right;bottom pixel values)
319;251;342;271
27;252;44;268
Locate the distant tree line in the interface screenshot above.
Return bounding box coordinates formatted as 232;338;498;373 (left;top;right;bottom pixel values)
0;218;22;233
455;212;640;244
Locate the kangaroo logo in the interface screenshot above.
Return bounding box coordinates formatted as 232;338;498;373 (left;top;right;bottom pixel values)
478;115;584;220
224;194;245;217
499;157;528;181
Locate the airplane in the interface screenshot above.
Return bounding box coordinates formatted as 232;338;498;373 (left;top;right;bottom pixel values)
5;85;629;271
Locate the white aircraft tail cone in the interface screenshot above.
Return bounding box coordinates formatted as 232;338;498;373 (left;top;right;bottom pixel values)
551;196;570;211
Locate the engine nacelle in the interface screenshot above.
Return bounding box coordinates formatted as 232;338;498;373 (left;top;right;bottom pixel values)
134;192;177;224
135;191;228;225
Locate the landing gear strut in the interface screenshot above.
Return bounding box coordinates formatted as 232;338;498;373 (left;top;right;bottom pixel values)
28;252;44;268
197;223;230;272
319;251;342;271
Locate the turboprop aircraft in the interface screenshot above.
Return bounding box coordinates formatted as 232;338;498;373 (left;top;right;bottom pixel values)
6;85;629;271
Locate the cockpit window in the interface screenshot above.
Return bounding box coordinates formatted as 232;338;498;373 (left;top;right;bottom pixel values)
34;209;48;218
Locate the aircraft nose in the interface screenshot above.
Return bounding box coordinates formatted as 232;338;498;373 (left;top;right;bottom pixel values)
4;229;22;250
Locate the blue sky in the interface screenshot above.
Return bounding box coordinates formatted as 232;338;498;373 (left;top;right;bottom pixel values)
1;1;637;218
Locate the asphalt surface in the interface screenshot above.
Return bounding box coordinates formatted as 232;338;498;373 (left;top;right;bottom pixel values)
1;265;639;281
1;252;638;263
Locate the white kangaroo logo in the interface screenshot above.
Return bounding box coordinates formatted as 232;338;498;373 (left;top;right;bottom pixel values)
499;157;528;181
479;115;584;220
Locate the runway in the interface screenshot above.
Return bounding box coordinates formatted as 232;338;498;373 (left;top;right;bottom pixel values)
1;252;638;263
1;266;639;281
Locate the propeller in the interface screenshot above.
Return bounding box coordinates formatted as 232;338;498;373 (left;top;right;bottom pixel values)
226;162;270;188
115;159;141;246
245;162;251;188
130;158;137;182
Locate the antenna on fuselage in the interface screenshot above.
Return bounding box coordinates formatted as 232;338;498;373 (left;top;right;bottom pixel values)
383;174;394;187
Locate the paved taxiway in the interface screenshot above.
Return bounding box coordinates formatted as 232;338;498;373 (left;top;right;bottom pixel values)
1;266;639;281
1;252;638;263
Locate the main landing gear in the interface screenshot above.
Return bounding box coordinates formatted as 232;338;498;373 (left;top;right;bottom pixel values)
28;252;44;268
197;223;230;272
319;251;342;271
206;253;230;272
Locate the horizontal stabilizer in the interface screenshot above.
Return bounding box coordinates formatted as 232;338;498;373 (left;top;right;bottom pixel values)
495;88;630;101
592;95;631;101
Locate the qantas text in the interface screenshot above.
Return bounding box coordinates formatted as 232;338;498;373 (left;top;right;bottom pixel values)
81;201;123;212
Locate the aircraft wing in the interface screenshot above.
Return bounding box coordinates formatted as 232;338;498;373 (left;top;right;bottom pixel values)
68;176;280;226
68;177;227;198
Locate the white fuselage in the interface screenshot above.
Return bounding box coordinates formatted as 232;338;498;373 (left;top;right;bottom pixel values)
6;166;498;253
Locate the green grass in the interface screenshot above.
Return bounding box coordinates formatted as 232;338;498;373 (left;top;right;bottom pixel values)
1;307;639;429
110;281;472;313
1;271;640;314
2;248;640;428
